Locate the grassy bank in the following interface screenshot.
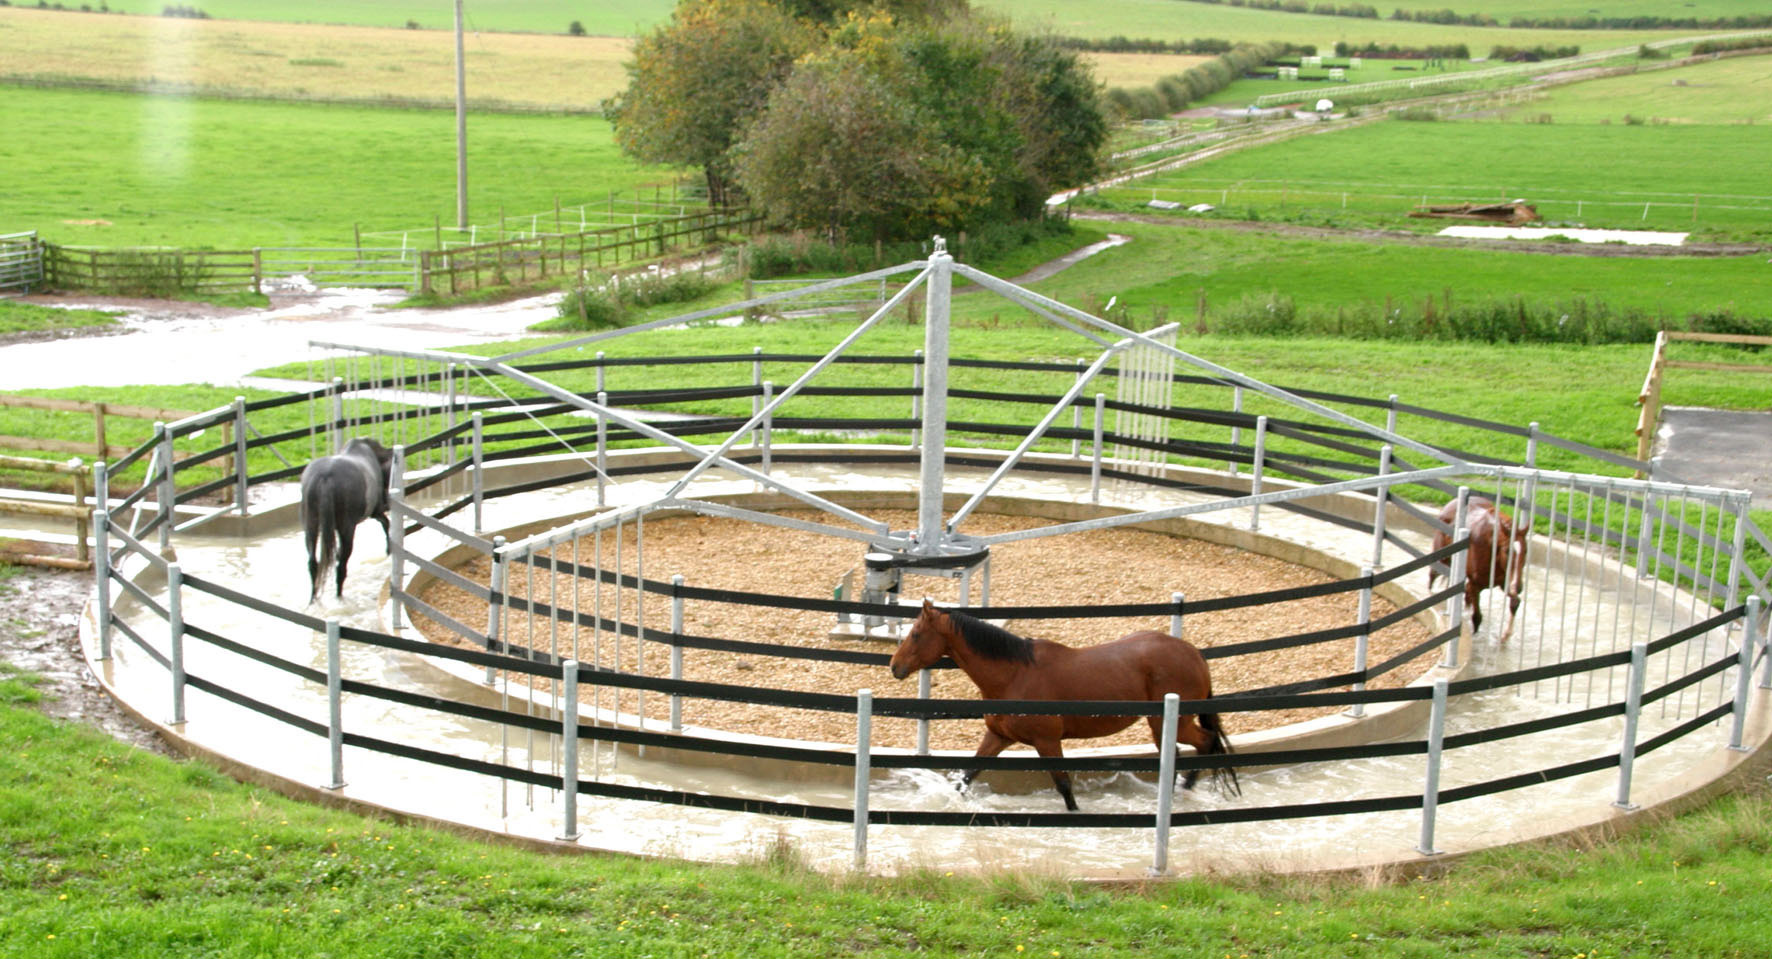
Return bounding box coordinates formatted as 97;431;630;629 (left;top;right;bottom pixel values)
0;86;675;249
0;302;120;338
2;660;1770;957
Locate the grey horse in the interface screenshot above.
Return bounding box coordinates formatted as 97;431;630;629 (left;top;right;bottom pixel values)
300;438;394;602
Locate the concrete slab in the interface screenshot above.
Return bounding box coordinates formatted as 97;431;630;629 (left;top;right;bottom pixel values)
1653;406;1772;510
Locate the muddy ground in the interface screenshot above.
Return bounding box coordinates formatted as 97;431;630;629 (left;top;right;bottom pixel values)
0;565;171;754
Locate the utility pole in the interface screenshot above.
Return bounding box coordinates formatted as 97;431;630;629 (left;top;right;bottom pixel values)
454;0;468;230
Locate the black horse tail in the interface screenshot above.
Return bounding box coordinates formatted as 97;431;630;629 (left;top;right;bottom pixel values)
306;484;338;602
1200;712;1241;797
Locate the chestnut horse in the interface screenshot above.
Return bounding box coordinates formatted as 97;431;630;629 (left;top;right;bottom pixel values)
1428;497;1529;641
888;599;1237;811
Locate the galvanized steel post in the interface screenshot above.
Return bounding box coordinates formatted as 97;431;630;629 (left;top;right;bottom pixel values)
595;391;609;507
1615;641;1648;809
916;669;932;755
1446;524;1468;667
916;240;953;553
910;349;923;452
1370;445;1393;568
1151;692;1180;875
853;688;873;869
485;535;507;684
326;618;346;789
471;412;486;534
1417;677;1448;856
670;575;685;733
388;445;406;631
94;460;113;661
1249;415;1268;532
232;396;249;515
1090;393;1105;504
1348;566;1374;718
156;422;174;553
560;659;581;840
330;377;344;453
167;562;186;725
1170;592;1184;640
1729;597;1760;751
761;381;774;475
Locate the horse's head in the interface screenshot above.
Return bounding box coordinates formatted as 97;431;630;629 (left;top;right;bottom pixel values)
889;599;950;680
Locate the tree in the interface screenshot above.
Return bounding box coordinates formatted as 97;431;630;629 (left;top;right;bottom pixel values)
732;53;989;240
607;0;812;206
733;12;1105;238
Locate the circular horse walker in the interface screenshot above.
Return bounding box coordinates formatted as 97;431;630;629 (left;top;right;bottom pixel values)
85;240;1772;877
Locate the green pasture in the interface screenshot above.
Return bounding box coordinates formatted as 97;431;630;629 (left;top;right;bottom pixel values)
53;0;677;36
1086;118;1772;240
0;87;679;250
975;0;1681;49
0;302;119;338
3;663;1771;959
1493;53;1772;125
1403;0;1772;21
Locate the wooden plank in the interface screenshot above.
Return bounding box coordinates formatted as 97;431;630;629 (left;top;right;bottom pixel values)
0;498;90;519
1666;331;1772;346
0;453;90;474
1665;360;1772;374
0;394;201;421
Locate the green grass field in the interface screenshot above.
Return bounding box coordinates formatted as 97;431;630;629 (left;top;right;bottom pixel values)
45;0;678;36
1086;113;1772;240
5;564;1772;959
0;86;680;249
1494;53;1772;124
975;0;1683;49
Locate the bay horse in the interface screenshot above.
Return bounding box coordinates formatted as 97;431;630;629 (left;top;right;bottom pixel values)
300;438;394;603
888;599;1237;811
1428;497;1529;642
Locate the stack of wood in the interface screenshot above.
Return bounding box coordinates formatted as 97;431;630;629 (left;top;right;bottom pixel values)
1408;201;1540;224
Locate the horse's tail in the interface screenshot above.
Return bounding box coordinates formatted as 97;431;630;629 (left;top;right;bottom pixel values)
1200;712;1241;797
305;483;338;602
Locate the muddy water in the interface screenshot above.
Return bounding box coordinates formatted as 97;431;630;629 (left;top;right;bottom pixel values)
92;463;1752;876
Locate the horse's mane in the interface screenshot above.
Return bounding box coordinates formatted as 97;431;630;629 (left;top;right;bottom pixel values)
943;609;1036;664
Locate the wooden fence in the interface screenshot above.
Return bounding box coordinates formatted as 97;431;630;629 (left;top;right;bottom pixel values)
27;207;757;297
0;395;206;463
418;207;761;296
1635;329;1772;470
0;231;42;293
0;453;91;569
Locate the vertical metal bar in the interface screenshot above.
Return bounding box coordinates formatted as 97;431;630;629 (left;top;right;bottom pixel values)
560;659;581;840
917;245;953;551
445;362;458;477
916;669;932;756
1615;641;1648;809
1071;358;1084;459
1349;567;1374;718
1249;416;1268;532
751;346;764;449
330;377;344;453
388;445;406;631
1228;386;1242;476
596;390;609;508
910;349;923;452
1170;592;1184;640
167;562;185;725
1151;692;1179;876
94;461;113;660
232;396;249;515
471;412;486;534
1417;677;1448;856
1447;525;1468;667
326;618;346;789
485;536;506;684
156;422;174;553
670;574;685;732
853;688;873;870
1090;393;1105;504
636;513;647;735
1370;445;1393;568
761;381;774;476
1729;597;1760;750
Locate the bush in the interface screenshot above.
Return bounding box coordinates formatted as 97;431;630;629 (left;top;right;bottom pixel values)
743;217;1075;279
554;266;721;329
1202;294;1770;345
